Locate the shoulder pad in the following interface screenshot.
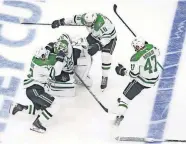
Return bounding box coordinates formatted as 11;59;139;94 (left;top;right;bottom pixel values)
94;14;105;31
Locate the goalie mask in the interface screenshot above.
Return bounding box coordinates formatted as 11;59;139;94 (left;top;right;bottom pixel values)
35;47;49;60
54;34;71;54
131;37;145;51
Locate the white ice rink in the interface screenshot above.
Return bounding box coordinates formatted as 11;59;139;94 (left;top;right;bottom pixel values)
0;0;186;143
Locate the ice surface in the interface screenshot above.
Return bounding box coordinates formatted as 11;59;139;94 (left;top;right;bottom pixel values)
0;0;185;144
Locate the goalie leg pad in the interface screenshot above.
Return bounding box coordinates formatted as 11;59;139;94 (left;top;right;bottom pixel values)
48;78;75;97
74;55;93;87
26;84;55;109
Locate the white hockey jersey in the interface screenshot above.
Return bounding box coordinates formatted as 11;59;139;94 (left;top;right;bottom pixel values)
128;44;161;87
23;53;56;88
65;13;117;46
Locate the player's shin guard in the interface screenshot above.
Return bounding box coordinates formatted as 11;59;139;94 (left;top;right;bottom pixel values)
114;96;131;126
30;100;60;133
101;52;112;90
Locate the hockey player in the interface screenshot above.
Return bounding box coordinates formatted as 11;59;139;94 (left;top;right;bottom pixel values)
51;12;117;91
11;34;75;133
114;37;161;126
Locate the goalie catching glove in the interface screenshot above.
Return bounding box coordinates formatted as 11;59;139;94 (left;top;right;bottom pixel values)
115;64;126;76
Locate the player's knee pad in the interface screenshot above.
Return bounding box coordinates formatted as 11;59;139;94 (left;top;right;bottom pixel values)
48;79;75;97
102;37;117;54
86;34;99;45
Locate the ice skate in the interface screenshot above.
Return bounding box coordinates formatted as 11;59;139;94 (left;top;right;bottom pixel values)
101;76;108;91
30;116;46;133
10;103;28;115
113;115;124;126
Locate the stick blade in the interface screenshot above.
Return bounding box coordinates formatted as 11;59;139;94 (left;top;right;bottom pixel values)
113;4;117;12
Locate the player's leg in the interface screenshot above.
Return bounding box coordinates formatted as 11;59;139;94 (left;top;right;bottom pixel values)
49;72;75;97
86;33;99;45
11;84;54;116
74;51;93;87
101;37;117;90
114;79;149;126
30;97;61;133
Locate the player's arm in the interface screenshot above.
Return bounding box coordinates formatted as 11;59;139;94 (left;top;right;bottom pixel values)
45;42;55;53
49;50;66;80
154;46;160;56
51;14;86;29
115;61;140;78
128;61;140;78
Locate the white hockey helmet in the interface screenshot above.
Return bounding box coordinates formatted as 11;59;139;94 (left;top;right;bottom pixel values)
83;13;97;27
55;33;71;54
131;37;145;51
35;47;49;59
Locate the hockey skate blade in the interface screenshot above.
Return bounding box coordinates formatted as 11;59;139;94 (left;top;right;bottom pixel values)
9;103;16;115
30;126;46;134
101;88;106;92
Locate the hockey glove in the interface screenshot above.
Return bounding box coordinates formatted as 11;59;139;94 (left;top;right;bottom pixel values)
51;18;65;28
88;43;102;56
45;42;55;53
56;50;66;62
115;64;126;76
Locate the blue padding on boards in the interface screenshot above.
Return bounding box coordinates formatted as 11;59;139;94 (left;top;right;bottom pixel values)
147;0;186;142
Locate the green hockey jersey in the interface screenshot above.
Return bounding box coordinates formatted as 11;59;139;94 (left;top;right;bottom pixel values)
129;44;161;87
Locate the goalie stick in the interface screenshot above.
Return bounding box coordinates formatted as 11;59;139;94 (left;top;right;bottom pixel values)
113;4;163;70
115;136;186;143
61;54;112;114
74;72;110;113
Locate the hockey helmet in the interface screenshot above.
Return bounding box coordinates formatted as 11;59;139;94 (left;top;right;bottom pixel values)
131;37;145;51
35;47;49;60
54;33;71;54
83;13;97;27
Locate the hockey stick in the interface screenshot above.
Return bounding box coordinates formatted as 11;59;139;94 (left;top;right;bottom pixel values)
20;22;84;26
62;54;110;113
115;136;186;143
20;22;51;25
113;4;163;70
113;4;136;37
74;72;109;113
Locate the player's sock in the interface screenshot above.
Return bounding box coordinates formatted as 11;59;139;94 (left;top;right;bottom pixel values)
113;96;131;126
101;52;112;90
